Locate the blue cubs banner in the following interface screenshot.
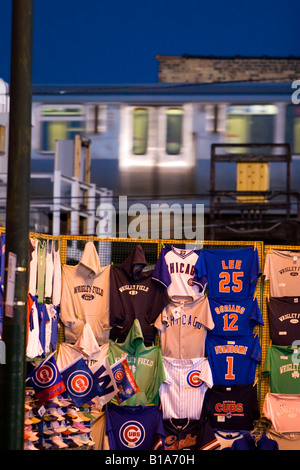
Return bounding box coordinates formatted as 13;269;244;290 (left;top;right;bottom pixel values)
28;352;66;402
60;356;102;407
110;356;139;404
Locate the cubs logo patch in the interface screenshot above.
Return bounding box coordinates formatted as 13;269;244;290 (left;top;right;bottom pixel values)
187;370;203;388
187;278;195;286
66;370;93;398
31;362;58;389
114;369;124;383
119;421;145;448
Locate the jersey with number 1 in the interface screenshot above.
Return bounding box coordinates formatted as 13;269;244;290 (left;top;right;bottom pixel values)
194;248;261;299
205;332;262;385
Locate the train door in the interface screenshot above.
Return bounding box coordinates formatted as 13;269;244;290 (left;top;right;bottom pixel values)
119;105;193;169
226;105;277;202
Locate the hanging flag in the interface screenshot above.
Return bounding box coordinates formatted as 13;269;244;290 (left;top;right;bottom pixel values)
60;356;102;407
28;352;66;402
110;356;140;404
90;356;119;407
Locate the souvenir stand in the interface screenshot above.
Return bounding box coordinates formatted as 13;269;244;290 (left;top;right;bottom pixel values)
0;227;298;450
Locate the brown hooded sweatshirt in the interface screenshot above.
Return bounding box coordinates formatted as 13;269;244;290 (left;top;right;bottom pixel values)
60;241;111;344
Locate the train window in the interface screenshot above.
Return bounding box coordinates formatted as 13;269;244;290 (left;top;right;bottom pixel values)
132;108;149;155
166;108;183;155
285;104;300;154
40;106;84;152
226;105;277;146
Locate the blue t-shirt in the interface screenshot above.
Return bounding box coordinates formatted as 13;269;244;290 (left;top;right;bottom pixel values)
208;296;264;336
194;248;262;299
205;332;262;385
106;403;165;450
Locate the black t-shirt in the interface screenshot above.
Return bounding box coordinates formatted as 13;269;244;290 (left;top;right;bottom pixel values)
267;296;300;346
163;418;220;451
109;244;169;345
201;384;260;431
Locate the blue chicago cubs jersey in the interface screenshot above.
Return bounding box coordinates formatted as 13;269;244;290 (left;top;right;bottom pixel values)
106;403;165;450
194;248;261;299
205;332;262;385
208;296;264;336
152;245;206;298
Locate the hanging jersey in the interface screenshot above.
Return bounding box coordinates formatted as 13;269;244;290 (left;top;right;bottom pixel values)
60;241;111;345
263;393;300;433
231;432;279;450
266;429;300;451
208;296;263;336
155;295;214;359
205;332;262;385
26;294;43;359
263;250;300;297
194;247;261;299
267;297;300;346
214;430;247;450
106;403;165;450
159;357;213;420
262;344;300;394
36;240;46;303
44;240;54;299
52;244;61;306
201;383;260;431
152;245;206;298
109;244;169;345
108;319;165;407
37;303;51;356
163;418;220;451
28;238;38;296
47;304;60;352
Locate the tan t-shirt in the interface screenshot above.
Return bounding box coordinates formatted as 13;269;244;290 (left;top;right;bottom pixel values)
60;241;111;345
264;250;300;297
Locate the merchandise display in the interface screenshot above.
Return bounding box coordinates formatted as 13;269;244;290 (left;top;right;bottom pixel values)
1;233;299;451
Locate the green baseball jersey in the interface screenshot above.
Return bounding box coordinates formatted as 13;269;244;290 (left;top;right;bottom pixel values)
108;319;165;406
262;344;300;394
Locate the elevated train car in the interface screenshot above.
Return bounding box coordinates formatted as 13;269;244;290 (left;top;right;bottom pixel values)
30;80;300;197
1;79;299;240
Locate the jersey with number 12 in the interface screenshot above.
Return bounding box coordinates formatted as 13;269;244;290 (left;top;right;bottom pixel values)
194;248;261;299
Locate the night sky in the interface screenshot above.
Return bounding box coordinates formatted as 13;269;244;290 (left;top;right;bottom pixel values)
0;0;299;85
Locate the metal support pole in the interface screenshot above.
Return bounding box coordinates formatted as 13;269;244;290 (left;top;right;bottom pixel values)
0;0;33;450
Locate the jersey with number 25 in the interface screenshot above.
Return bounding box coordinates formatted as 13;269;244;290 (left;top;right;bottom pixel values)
194;248;261;299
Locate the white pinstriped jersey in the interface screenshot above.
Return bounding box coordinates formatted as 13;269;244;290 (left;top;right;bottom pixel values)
159;357;213;420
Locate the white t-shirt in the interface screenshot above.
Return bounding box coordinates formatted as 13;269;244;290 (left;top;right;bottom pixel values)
264;250;300;297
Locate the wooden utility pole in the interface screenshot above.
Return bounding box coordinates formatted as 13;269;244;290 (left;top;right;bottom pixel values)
0;0;33;450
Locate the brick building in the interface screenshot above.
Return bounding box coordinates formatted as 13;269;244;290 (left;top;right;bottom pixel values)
156;55;300;83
